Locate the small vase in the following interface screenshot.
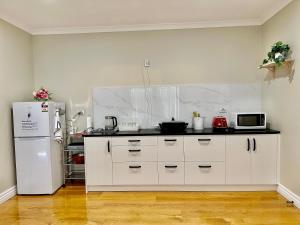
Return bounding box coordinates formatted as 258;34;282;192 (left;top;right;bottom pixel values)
193;117;204;130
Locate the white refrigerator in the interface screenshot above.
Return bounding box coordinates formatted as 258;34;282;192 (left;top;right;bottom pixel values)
13;102;65;195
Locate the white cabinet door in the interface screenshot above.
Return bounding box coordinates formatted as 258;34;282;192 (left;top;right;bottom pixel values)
226;135;278;185
251;135;278;184
85;137;112;186
226;136;251;184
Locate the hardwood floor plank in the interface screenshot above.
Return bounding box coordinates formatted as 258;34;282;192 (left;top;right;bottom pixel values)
0;186;299;225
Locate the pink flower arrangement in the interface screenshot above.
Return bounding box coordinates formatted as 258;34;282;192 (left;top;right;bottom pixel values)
33;88;52;101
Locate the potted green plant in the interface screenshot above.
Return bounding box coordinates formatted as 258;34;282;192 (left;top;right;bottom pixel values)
260;41;291;67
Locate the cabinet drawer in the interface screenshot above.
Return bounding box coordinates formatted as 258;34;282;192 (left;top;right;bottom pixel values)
113;162;158;185
185;162;225;184
112;146;157;162
184;136;225;161
158;136;184;161
158;162;184;185
112;137;157;146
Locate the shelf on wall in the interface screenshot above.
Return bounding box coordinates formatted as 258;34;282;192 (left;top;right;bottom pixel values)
258;59;295;78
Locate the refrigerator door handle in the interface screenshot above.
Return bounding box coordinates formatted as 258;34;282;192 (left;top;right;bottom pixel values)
15;136;50;140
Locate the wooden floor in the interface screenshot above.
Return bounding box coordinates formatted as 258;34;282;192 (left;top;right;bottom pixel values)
0;186;300;225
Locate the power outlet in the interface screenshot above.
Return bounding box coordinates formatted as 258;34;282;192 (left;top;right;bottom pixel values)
144;59;150;68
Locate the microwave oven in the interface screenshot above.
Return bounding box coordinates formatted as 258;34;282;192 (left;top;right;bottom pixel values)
234;113;266;130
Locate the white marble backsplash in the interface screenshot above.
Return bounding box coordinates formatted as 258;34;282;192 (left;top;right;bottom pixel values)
93;84;261;129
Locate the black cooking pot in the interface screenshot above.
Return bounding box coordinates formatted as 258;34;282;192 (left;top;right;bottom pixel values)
159;118;188;133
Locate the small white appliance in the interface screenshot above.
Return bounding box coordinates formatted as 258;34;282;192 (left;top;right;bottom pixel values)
13;102;65;194
233;112;266;130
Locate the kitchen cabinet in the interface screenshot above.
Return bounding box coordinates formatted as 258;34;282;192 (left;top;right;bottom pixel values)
184;135;225;185
226;135;278;185
157;136;185;184
84;137;112;186
85;132;279;191
251;135;278;184
111;137;158;185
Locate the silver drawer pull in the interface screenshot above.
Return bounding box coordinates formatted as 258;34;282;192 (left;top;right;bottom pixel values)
129;165;141;169
198;139;211;142
198;165;212;169
128;149;141;153
165;165;178;169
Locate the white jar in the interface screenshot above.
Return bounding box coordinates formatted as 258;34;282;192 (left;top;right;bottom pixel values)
193;117;204;130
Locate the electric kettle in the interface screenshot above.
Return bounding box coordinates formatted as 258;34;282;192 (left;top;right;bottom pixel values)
105;116;118;131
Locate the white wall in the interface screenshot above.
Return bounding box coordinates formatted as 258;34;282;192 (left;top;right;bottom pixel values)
0;0;299;199
33;26;263;129
0;19;33;193
1;1;299;197
262;0;300;196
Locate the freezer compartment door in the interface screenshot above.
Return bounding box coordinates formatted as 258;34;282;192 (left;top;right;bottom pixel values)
13;102;50;137
14;137;54;194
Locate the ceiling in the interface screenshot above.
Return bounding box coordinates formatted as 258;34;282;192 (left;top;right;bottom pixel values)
0;0;293;35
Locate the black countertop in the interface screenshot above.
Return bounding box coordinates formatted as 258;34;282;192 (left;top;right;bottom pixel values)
83;128;280;137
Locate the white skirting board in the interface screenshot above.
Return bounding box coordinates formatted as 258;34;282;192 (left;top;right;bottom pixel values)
277;184;300;209
0;186;16;205
86;185;277;192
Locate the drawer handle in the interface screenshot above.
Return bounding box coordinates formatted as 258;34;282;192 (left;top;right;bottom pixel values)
107;140;110;153
247;138;250;151
128;149;141;152
129;165;141;169
164;139;177;142
198;139;211;142
165;165;178;169
253;138;256;152
198;165;212;169
128;140;141;143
